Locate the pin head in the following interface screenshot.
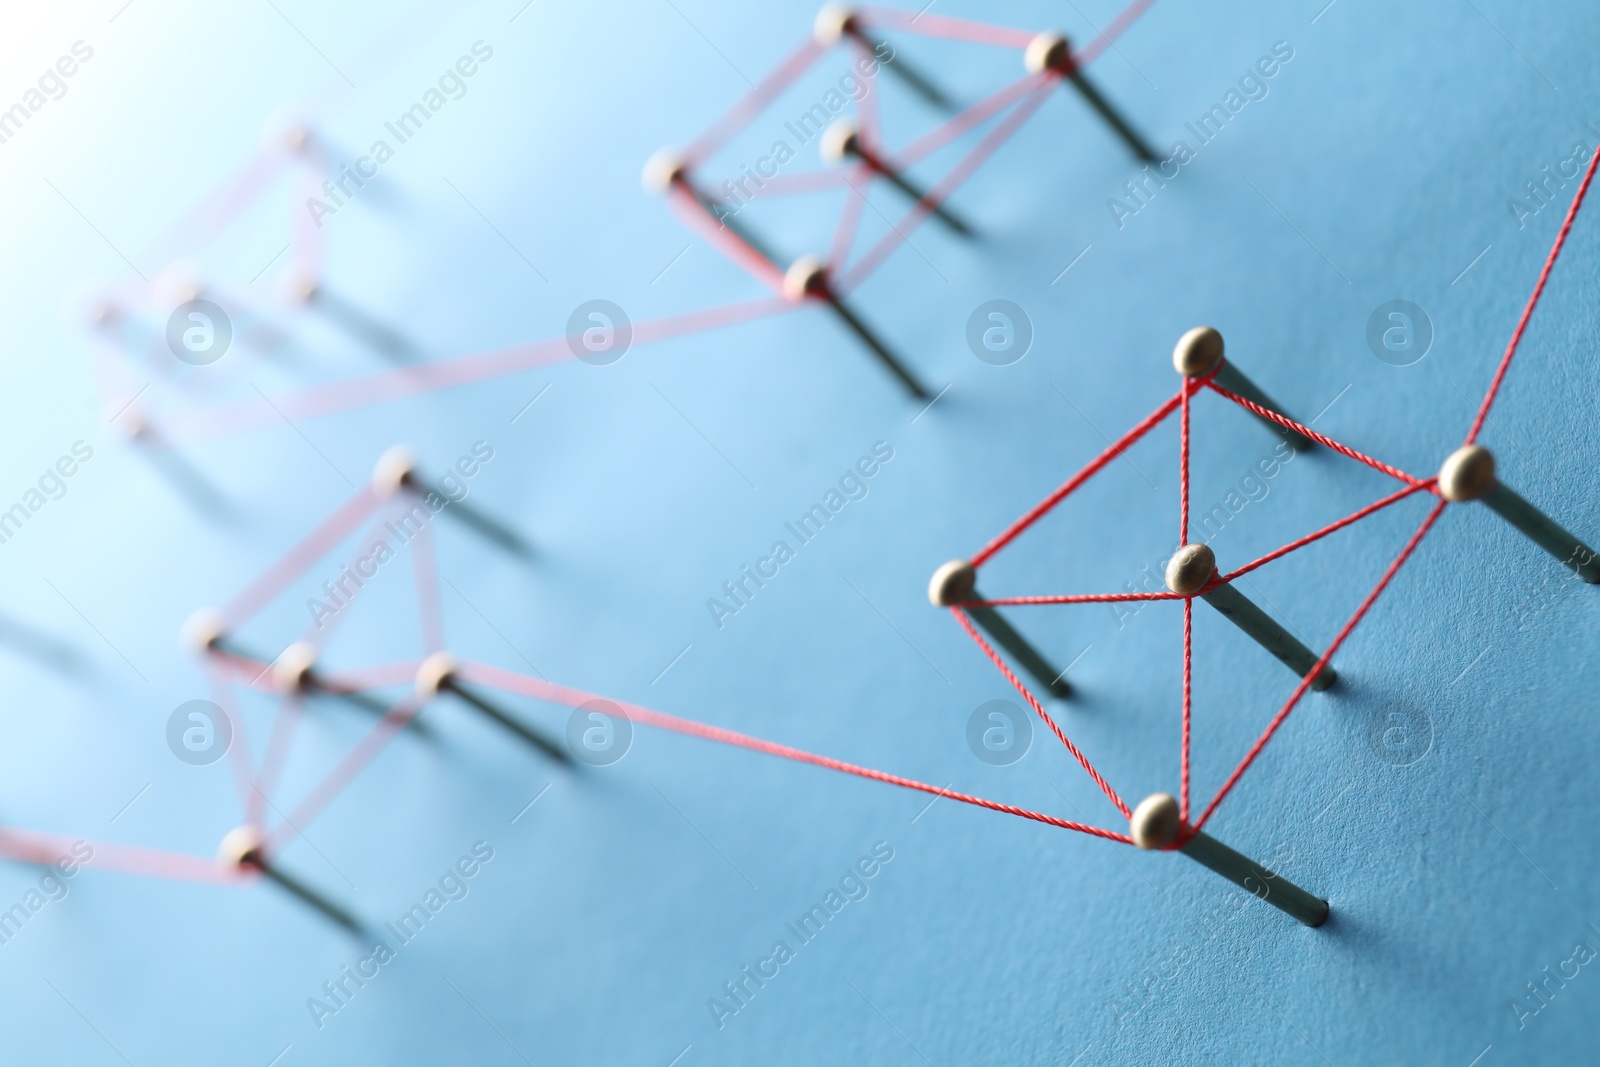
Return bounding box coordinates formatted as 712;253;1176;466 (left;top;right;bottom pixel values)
642;148;687;193
1165;543;1217;595
1438;445;1496;502
819;119;861;165
1173;326;1225;378
1024;32;1072;75
782;255;829;303
372;445;418;499
1131;792;1182;850
415;651;459;699
218;825;266;870
928;559;977;607
273;641;318;694
813;3;858;45
181;608;227;655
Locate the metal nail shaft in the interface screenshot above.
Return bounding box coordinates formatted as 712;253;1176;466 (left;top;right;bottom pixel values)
1179;828;1329;927
1065;71;1158;162
1199;582;1335;690
1483;482;1600;583
1213;361;1314;450
445;680;570;764
823;295;930;399
967;604;1073;699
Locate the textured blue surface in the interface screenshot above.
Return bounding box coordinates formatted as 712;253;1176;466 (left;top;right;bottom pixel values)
1;0;1599;1063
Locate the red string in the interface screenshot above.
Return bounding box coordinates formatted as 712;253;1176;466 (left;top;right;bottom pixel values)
971;383;1192;568
1179;372;1192;544
1192;499;1447;832
964;590;1182;606
1467;141;1600;444
220;486;377;627
1220;480;1435;584
951;607;1132;819
0;829;240;886
666;183;785;292
1204;377;1427;488
460;661;1131;842
1073;0;1163;68
891;70;1050;171
838;77;1057;294
1180;596;1192;822
856;7;1039;50
683;36;826;168
410;512;445;655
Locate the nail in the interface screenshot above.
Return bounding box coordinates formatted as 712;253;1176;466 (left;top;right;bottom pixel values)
373;446;530;557
1440;446;1600;582
416;653;570;763
1026;32;1158;162
815;5;957;111
784;255;930;398
1132;793;1329;927
1167;544;1336;690
931;559;1072;698
821;120;973;237
1174;327;1313;450
219;826;365;935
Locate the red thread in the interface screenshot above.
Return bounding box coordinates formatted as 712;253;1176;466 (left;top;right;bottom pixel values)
1180;597;1192;822
1467;141;1600;444
856;7;1039;50
964;591;1183;606
951;607;1132;819
1191;499;1446;832
1220;480;1435;584
971;383;1191;568
461;660;1133;842
1205;378;1426;487
1180;373;1192;544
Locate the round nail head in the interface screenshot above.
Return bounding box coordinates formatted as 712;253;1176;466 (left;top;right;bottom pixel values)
1438;445;1496;503
813;3;858;45
1165;543;1217;595
415;652;459;699
1024;32;1071;75
782;255;829;303
1173;326;1225;378
218;825;266;870
642;148;686;193
928;559;977;607
181;608;227;654
273;641;318;694
1131;792;1182;850
372;445;418;498
820;119;860;164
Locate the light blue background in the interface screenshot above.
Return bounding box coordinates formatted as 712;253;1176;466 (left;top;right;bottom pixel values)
0;0;1596;1063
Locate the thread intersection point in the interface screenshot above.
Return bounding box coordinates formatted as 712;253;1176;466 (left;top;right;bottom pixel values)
1164;543;1216;596
1131;793;1181;850
813;3;858;46
642;148;687;193
782;255;829;303
218;825;266;870
1173;326;1225;379
820;119;860;165
1024;31;1072;75
929;559;977;607
181;608;228;654
372;445;419;498
1438;445;1496;502
272;641;319;695
416;652;460;699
